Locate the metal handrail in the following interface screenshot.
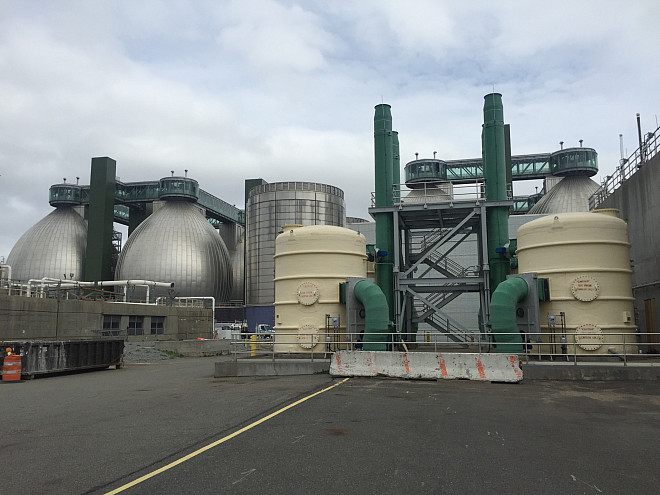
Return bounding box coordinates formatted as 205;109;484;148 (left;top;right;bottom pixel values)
229;330;659;367
373;181;513;208
590;125;660;209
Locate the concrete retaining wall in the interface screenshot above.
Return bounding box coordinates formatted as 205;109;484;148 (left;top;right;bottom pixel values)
0;293;213;341
330;351;523;382
155;339;230;357
522;363;660;381
215;360;330;377
598;152;660;352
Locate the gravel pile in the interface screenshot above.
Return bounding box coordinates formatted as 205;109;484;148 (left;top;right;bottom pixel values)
122;341;180;364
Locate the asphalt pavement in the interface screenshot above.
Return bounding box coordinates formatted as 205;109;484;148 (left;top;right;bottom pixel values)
2;356;659;494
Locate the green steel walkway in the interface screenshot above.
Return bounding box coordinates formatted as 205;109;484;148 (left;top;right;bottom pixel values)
49;180;244;226
405;148;597;185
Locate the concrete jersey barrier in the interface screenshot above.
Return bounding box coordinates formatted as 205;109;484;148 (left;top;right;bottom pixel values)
330;350;523;383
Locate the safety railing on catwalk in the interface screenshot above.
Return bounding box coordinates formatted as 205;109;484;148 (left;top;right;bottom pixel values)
229;330;660;367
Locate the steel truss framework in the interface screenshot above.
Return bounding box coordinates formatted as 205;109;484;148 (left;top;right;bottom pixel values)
370;198;512;344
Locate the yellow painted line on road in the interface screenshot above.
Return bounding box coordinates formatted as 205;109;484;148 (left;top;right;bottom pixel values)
105;377;350;494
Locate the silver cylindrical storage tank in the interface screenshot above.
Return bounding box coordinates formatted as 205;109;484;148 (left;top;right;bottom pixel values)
246;181;345;306
516;210;636;356
116;200;232;302
7;206;87;282
274;225;367;353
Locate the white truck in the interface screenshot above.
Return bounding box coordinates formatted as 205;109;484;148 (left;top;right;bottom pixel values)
255;324;274;339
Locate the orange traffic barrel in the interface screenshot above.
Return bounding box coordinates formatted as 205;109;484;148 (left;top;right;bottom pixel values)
2;353;22;382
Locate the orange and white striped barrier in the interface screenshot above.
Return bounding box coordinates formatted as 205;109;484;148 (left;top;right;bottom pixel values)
330;350;523;382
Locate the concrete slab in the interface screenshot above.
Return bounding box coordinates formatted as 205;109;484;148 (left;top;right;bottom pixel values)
214;359;330;377
5;357;660;494
522;362;660;380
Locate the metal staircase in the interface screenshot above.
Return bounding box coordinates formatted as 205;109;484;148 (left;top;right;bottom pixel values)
407;228;479;344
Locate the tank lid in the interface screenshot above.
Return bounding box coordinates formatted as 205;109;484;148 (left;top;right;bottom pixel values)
282;224;303;231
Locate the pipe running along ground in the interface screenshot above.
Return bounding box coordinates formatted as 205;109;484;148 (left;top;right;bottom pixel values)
353;279;389;351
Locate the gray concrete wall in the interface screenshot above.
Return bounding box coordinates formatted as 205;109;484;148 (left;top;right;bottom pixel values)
0;292;213;341
598;152;660;352
155;339;230;356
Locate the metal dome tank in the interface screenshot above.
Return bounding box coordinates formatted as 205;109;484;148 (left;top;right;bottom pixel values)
516;210;636;356
274;225;367;353
528;176;600;214
115;176;232;302
7;206;87;282
529;147;599;214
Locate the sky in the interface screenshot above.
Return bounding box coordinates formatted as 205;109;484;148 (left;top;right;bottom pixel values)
1;0;659;259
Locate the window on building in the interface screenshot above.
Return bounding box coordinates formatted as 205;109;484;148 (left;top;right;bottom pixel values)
128;316;144;336
151;316;165;335
102;315;121;336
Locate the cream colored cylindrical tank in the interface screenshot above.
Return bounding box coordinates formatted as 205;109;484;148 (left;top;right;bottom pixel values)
517;210;637;356
274;225;367;353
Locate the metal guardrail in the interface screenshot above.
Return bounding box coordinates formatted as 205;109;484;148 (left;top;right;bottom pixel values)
590;125;660;209
371;181;514;207
229;330;660;366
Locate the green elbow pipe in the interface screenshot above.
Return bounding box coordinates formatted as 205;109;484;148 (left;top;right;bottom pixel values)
488;277;528;353
354;280;389;351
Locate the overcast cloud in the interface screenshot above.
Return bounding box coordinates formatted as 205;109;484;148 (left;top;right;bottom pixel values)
1;0;658;258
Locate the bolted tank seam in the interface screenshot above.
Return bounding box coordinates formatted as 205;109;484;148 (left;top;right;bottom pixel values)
274;274;364;281
516;239;630;252
539;325;637;331
275;299;339;306
518;268;632;275
545;296;635;302
274;250;367;258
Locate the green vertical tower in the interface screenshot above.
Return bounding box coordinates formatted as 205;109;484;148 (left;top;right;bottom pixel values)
482;93;510;292
392;130;400;203
84;157;116;282
374;104;394;324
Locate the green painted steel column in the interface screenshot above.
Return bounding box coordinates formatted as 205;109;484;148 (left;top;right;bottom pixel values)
84;157;116;282
392;130;400;203
374;104;394;325
392;130;406;339
482;93;510;292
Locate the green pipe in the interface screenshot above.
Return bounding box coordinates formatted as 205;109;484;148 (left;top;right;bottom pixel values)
488;277;528;353
374;104;393;208
374;104;395;323
482;93;510;292
392;130;405;338
354;279;389;351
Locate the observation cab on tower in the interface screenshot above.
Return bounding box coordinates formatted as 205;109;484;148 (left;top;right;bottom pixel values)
158;175;200;201
49;182;85;206
549;147;598;177
404;159;448;187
